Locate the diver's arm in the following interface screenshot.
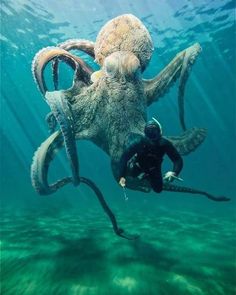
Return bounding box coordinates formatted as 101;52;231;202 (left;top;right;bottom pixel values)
165;139;183;176
118;143;139;180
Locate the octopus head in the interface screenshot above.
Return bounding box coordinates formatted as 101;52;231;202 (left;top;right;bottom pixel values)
95;14;154;71
103;51;141;79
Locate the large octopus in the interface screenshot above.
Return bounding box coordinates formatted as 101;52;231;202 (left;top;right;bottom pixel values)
31;14;229;239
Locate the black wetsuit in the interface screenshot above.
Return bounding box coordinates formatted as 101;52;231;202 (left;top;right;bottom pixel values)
118;136;183;193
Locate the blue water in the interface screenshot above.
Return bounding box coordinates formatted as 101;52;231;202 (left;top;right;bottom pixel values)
0;1;235;294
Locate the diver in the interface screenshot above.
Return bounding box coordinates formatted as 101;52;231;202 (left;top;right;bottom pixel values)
118;118;183;193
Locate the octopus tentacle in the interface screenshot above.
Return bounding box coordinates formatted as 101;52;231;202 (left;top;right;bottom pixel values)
144;43;201;130
163;183;230;202
120;175;230;201
178;44;202;130
118;167;229;201
52;59;61;91
32;47;93;95
45;112;57;134
31;135;137;239
52;39;95;90
31;130;72;195
80;177;138;240
58;39;95;57
32;47;77;95
52;39;94;90
167;127;207;155
45;91;80;185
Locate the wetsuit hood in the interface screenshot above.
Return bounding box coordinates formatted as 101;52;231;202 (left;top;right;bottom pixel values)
144;118;162;140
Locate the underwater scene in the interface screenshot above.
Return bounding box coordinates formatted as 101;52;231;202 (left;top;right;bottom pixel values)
0;0;235;294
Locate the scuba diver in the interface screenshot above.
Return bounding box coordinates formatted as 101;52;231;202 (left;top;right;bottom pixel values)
118;118;183;193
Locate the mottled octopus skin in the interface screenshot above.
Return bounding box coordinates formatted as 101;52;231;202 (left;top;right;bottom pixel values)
31;14;219;198
94;14;153;71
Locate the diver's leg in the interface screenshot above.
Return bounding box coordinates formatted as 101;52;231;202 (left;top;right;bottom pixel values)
130;163;143;178
149;169;163;193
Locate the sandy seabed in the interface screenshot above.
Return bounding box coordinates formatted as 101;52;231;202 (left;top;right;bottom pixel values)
1;205;235;295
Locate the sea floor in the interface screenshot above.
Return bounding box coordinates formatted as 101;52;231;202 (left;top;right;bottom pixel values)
1;205;236;295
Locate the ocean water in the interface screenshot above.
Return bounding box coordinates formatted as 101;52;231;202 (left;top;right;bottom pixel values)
0;0;235;294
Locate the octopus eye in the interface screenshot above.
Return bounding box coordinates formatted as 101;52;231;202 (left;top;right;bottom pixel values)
104;55;119;77
125;54;141;75
104;51;141;78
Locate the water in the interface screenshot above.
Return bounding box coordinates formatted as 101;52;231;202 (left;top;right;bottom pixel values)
0;0;235;294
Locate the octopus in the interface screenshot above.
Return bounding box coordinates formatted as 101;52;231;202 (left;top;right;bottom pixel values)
31;14;229;239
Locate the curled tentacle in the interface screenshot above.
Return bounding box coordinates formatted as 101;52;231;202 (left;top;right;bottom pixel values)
31;130;72;195
31;136;137;239
32;47;93;95
52;39;95;90
32;47;77;95
167;127;207;155
52;59;60;91
45;91;80;186
163;183;230;202
144;43;202;130
58;39;95;57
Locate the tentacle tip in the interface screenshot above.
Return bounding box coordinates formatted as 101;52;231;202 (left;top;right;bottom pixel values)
117;228;140;240
220;196;231;202
209;195;231;202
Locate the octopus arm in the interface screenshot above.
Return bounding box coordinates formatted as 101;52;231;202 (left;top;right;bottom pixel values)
163;183;230;201
31;131;139;239
123;177;229;201
144;43;201;130
115;159;229;201
52;39;95;89
45;91;80;185
31;131;71;195
32;47;93;95
31;121;89;195
166;127;207;155
57;39;95;57
117;155;229;201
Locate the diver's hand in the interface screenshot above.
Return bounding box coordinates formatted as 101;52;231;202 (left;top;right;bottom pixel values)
119;177;126;187
163;171;183;182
